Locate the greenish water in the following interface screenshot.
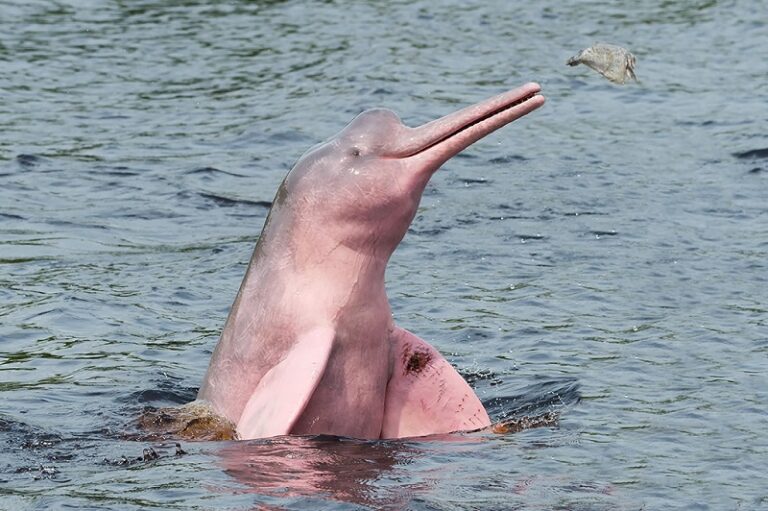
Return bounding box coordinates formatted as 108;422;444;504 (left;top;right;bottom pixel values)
1;1;766;509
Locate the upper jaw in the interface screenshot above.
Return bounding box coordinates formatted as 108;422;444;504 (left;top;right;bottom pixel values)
395;83;545;167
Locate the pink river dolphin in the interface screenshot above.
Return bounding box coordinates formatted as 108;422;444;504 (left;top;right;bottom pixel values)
196;82;546;440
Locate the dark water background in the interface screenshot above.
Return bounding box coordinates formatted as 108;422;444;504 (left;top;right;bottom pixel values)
1;1;766;509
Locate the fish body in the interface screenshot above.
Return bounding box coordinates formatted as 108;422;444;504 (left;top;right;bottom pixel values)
567;43;637;85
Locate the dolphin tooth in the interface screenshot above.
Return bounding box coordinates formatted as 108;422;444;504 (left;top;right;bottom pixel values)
567;43;637;85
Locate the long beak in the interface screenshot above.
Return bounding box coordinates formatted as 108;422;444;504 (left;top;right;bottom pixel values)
399;82;545;176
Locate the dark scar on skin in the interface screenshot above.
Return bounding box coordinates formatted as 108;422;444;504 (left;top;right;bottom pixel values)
403;346;432;374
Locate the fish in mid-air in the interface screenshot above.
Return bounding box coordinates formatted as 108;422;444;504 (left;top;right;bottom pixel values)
567;43;637;85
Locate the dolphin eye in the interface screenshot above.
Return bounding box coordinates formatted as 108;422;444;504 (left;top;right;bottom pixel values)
350;147;362;157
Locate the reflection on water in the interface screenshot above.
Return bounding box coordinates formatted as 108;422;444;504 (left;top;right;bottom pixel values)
217;436;419;509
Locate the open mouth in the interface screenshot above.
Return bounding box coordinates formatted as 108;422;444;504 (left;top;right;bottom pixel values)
468;90;542;127
427;91;542;151
405;83;545;160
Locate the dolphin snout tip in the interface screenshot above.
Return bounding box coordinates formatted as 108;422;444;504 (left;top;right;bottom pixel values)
525;81;542;92
520;82;545;103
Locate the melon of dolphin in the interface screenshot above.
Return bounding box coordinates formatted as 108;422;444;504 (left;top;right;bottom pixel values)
197;83;546;440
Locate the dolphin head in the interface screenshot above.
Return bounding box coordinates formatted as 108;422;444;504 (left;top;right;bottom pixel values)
266;82;545;265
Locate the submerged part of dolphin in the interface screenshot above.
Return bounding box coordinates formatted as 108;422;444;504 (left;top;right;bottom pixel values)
197;83;546;440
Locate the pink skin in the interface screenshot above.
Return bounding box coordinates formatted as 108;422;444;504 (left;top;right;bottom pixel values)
197;83;546;440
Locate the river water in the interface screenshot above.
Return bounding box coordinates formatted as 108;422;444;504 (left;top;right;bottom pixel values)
1;1;766;510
